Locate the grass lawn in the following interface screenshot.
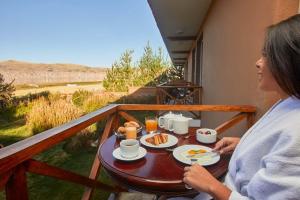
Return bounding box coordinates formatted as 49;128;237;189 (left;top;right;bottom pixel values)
0;142;112;200
0;94;156;200
0;112;113;200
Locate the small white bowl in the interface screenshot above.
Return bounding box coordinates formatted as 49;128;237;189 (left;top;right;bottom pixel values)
196;128;217;144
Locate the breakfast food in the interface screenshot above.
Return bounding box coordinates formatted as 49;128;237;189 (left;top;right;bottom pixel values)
187;149;207;155
117;121;140;135
124;121;140;128
198;130;212;135
117;126;126;133
145;133;168;145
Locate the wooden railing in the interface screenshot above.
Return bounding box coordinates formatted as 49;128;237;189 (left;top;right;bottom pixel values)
0;104;256;200
156;81;202;118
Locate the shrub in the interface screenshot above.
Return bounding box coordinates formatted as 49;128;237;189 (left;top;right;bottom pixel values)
0;73;15;110
12;91;50;106
26;98;83;134
72;90;92;107
82;93;117;113
63;129;96;153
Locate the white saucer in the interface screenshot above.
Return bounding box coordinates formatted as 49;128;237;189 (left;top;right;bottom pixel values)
112;147;147;161
140;133;178;148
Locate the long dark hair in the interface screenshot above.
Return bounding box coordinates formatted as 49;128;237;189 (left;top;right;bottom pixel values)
263;14;300;98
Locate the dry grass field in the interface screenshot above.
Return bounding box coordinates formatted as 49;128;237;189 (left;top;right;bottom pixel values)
14;82;104;96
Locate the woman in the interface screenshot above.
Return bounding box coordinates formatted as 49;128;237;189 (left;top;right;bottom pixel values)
177;14;300;200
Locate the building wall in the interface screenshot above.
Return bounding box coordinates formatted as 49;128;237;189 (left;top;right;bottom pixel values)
187;50;193;81
198;0;298;137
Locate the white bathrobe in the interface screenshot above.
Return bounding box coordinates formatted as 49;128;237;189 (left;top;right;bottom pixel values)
225;96;300;200
170;96;300;200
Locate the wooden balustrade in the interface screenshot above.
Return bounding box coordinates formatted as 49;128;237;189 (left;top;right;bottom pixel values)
0;104;256;200
156;82;202;106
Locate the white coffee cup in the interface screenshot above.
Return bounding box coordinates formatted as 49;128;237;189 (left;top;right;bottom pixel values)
120;139;139;158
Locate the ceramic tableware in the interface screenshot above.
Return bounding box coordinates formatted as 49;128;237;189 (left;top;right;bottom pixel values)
172;145;220;166
196;128;217;144
168;115;192;134
140;133;178;148
113;146;147;161
158;112;177;130
119;139;139;158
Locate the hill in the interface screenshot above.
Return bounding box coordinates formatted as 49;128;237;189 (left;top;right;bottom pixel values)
0;60;108;85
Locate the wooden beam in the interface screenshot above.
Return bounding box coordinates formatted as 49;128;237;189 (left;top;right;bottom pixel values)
167;36;197;41
171;50;190;54
117;104;256;113
173;58;187;61
25;159;122;193
118;111;145;127
6;165;28;200
173;61;186;63
0;170;12;190
82;114;116;200
214;113;248;135
0;104;118;174
247;113;256;128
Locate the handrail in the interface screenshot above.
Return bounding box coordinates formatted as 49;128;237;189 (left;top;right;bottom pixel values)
156;85;202;89
117;104;256;112
0;103;256;200
0;104;118;174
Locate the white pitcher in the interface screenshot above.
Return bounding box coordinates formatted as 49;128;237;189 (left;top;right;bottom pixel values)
167;115;192;135
158;111;176;130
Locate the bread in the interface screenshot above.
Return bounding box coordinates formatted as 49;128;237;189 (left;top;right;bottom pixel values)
117;126;126;134
118;121;140;134
146;133;168;145
131;121;140;127
124;121;140;128
124;121;139;128
160;134;168;143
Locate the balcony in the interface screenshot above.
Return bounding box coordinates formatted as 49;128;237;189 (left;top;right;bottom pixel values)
0;103;255;200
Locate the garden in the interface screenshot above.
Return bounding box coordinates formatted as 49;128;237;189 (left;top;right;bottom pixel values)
0;45;182;199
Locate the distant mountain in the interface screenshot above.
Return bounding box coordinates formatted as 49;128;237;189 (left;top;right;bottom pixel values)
0;60;108;72
0;60;108;84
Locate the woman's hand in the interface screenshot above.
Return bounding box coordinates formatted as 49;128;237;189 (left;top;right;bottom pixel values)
213;137;240;155
183;164;231;200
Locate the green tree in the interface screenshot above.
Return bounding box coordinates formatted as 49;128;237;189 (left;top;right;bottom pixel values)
103;50;135;92
103;43;177;92
137;42;170;86
0;73;15;109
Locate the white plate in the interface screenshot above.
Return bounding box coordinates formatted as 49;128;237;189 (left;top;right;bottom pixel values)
140;133;178;148
112;147;147;161
173;145;220;166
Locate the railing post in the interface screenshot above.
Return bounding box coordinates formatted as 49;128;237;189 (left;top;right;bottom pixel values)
247;113;255;129
156;87;160;104
5;164;28;200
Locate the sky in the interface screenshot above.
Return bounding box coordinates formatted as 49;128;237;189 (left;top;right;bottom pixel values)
0;0;168;68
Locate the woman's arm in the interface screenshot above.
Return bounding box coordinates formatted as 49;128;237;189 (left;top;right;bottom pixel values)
213;137;240;154
183;165;231;200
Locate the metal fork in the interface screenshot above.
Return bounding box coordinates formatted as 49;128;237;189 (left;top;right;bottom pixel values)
185;158;198;189
185;151;219;158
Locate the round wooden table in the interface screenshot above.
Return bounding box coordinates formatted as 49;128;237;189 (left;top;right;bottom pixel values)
98;129;229;196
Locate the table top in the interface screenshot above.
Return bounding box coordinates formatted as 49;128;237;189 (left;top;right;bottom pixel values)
98;128;229;196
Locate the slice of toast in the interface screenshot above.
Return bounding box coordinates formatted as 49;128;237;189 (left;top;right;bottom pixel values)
146;133;168;145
